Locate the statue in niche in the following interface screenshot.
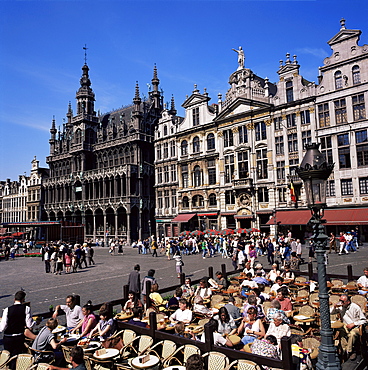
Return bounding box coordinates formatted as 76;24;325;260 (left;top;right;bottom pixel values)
232;46;245;70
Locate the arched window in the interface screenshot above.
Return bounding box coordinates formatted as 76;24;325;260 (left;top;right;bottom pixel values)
163;125;168;136
193;136;200;153
352;65;361;85
192;195;204;207
182;196;189;208
207;133;215;150
335;71;343;89
75;129;82;144
181;140;188;156
209;193;217;206
193;165;202;187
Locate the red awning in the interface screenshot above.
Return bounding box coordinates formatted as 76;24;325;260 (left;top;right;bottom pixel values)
171;213;196;223
266;210;311;225
324;208;368;225
197;213;218;217
267;208;368;226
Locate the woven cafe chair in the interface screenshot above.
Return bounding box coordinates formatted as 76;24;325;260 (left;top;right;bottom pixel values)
198;318;210;327
14;354;34;370
90;357;115;370
302;335;321;360
84;357;93;370
226;359;262;370
329;295;340;305
331;279;344;294
145;339;176;365
295;276;307;284
164;344;201;367
351;294;367;312
0;351;11;369
298;304;315;317
120;335;153;359
202;351;229;370
29;363;51;370
27;347;55;365
61;346;72;366
309;292;319;305
211;295;225;306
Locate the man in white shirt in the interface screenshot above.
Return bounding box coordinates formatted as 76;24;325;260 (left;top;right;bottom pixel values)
52;295;84;329
170;298;192;323
357;268;368;295
330;294;367;360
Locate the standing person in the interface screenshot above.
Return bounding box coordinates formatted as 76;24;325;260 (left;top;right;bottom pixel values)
88;245;95;265
267;239;275;265
55;251;64;275
141;269;157;303
64;248;72;274
0;290;36;364
74;244;83;269
338;232;347;255
128;264;141;296
44;247;51;273
151;238;158;257
173;251;183;278
50;247;57;273
80;244;88;268
329;233;337;254
52;295;84;330
296;239;302;262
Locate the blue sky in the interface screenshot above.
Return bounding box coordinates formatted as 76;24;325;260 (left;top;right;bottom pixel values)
0;0;367;181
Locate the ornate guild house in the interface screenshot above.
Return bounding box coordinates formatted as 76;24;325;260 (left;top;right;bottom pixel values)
42;63;163;243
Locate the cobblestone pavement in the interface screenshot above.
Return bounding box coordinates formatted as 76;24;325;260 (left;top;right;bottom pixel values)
1;243;367;317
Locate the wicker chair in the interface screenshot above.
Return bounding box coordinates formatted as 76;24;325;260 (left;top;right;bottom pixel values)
351;294;367;312
145;340;176;366
84;357;93;370
302;336;321;360
331;279;344;294
226;359;262;370
27;347;55;365
298;304;315;317
0;350;11;369
211;295;225;307
14;354;34;370
120;335;153;359
309;292;319;305
329;295;340;305
164;344;201;367
202;351;229;370
295;276;307;284
90;356;115;370
29;363;51;370
61;345;72;366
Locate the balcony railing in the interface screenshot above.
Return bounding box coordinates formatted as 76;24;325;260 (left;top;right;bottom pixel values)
232;178;253;188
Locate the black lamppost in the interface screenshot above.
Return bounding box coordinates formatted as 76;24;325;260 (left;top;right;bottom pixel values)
296;143;340;370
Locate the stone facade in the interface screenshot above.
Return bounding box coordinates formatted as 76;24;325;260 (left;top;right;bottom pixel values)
154;19;368;238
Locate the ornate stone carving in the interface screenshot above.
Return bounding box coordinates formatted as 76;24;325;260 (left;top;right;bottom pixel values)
246;122;254;130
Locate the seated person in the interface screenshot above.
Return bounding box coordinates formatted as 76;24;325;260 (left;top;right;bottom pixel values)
213;307;237;336
251;335;279;359
167;287;182;310
267;264;281;283
240;273;258;294
238;306;265;345
291;334;313;370
174;322;196;340
186;354;204;370
71;302;97;338
47;346;86;370
53;295;84;330
243;295;265;320
181;277;195;299
213;271;228;290
270;276;289;295
253;271;270;286
357;267;368;295
224;296;242;321
200;319;233;347
32;318;68;365
266;299;290;324
330;293;367;360
149;284;167;307
265;312;291;345
289;252;300;271
254;263;266;276
193;296;212;317
276;287;292;313
123;291;143;313
170;298;192;324
243;261;254;277
127;307;147;328
194;279;212;300
88;305;116;341
280;263;295;281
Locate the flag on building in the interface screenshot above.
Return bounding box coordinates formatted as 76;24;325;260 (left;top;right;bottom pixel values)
289;181;297;203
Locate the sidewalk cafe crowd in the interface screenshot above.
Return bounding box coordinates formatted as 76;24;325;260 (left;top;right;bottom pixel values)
0;228;367;370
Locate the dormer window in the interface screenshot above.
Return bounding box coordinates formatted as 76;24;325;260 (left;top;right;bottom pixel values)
286;80;294;102
352;65;361;85
335;71;343;89
193;107;200;126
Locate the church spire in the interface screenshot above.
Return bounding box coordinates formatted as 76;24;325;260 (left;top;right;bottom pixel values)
150;64;162;110
169;95;177;116
132;82;142;128
75;46;96;117
66;101;73;124
49;116;57;154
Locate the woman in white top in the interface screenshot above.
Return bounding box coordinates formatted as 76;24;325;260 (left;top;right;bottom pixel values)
265;312;291;346
267;263;280;282
238;306;265;345
213;306;237;336
194;279;212;299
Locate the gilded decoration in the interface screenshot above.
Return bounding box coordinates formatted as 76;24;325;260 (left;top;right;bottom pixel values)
246;122;254;130
237;208;252;215
238;193;251;207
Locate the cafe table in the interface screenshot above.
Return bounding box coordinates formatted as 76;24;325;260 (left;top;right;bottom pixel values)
131;354;160;370
93;348;119;360
293;314;315;326
115;312;134;320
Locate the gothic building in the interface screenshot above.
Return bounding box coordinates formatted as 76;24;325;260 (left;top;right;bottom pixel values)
42;63;163;243
154;19;368;240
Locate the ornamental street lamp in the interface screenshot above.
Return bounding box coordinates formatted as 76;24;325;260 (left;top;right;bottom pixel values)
296;143;340;370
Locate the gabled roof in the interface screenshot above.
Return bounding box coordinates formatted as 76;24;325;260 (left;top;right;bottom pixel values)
181;93;211;109
328;28;361;46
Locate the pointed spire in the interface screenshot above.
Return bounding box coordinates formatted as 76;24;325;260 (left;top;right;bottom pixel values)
133;81;141;104
50;116;57;137
169;95;177;115
66;101;73;124
152;64;160;92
